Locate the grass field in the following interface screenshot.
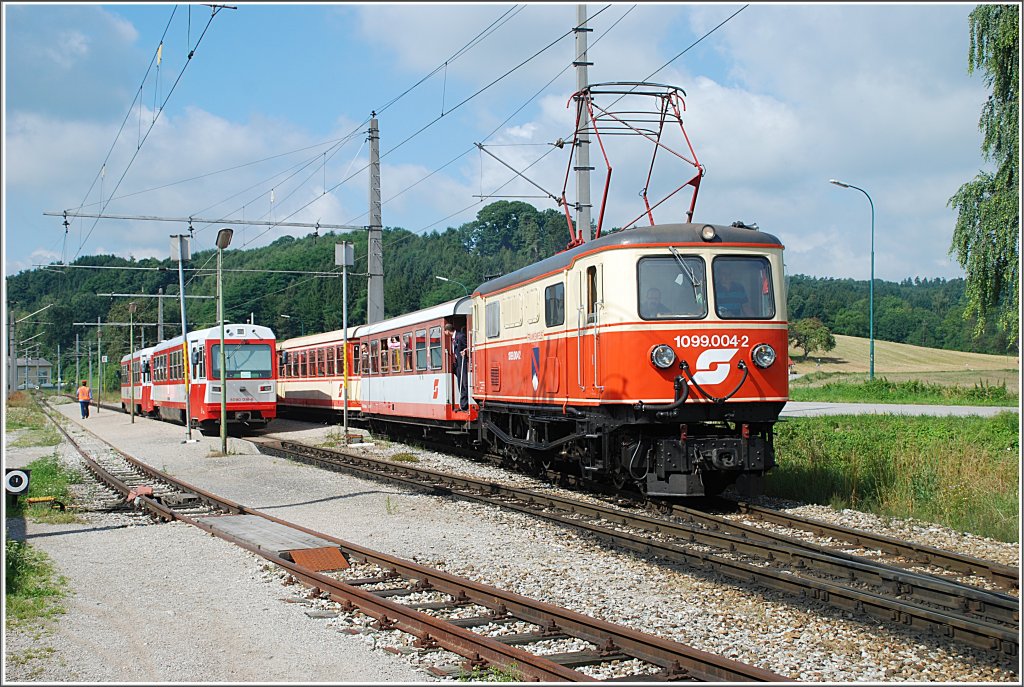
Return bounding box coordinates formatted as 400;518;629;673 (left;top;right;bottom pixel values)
789;335;1019;394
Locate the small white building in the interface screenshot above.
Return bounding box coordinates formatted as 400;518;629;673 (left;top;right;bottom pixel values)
15;357;53;390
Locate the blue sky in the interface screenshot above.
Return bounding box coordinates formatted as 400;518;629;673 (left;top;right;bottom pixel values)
3;2;990;283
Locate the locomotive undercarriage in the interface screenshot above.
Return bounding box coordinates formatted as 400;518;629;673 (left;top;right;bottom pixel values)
477;401;783;497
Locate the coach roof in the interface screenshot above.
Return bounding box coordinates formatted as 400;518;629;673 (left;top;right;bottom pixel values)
476;222;783;297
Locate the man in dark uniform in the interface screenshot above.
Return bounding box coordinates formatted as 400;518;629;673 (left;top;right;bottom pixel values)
445;322;469;411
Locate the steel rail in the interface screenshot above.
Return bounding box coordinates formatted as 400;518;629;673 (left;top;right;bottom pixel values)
729;501;1019;591
260;438;1019;656
41;406;785;682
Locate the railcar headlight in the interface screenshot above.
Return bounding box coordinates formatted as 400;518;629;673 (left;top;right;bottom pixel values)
751;343;777;369
650;344;677;369
700;225;717;241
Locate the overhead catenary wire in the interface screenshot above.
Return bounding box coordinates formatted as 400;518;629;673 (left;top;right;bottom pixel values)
164;4;528;256
65;5;179;266
73;5;229;262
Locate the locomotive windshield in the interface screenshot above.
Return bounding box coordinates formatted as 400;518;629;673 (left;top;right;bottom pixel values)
712;256;775;319
210;343;274;379
637;255;707;319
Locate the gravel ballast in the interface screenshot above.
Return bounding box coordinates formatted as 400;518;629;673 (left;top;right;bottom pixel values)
4;403;1019;682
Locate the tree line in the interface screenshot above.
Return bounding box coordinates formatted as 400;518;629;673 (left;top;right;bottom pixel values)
7;199;1016;393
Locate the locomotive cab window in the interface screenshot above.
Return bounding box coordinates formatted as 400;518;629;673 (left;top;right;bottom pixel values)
712;256;774;319
637;255;707;319
485;301;500;339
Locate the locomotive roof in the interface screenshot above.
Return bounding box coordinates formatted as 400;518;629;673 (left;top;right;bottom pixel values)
476;222;783;297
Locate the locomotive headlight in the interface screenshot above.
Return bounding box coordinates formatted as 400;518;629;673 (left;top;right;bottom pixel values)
751;343;777;369
700;225;717;241
650;344;677;369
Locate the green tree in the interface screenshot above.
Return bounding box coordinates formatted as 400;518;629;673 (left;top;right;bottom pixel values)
948;4;1019;348
788;317;837;361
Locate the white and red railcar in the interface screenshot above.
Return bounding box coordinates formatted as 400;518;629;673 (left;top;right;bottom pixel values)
276;329;362;415
119;345;155;415
126;324;277;429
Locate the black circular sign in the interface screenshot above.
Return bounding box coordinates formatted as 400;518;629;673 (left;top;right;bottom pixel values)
5;469;30;494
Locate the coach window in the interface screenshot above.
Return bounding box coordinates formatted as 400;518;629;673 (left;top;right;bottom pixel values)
318;348;327;377
349;345;359;375
428;326;442;370
385;337;397;372
544;282;565;327
325;347;335;376
637;255;708;320
378;338;390;374
413;329;426;370
296;351;305;377
369;340;379;375
402;333;413;371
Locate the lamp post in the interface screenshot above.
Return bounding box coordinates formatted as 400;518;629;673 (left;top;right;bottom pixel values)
829;178;874;380
216;228;234;455
435;275;470;296
128;302;137;423
280;314;305;336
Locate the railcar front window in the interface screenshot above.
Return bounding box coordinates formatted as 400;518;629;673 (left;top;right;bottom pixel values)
210;344;274;379
712;256;775;319
637;256;707;320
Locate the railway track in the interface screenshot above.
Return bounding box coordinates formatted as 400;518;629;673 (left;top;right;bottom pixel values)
253;436;1019;658
39;405;786;682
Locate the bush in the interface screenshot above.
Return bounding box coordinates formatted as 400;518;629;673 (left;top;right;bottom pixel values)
769;413;1018;541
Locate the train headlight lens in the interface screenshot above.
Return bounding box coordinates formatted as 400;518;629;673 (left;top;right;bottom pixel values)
751;343;776;368
701;225;717;241
650;344;677;369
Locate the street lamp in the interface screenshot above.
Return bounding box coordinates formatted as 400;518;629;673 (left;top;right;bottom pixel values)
279;314;305;336
216;227;233;455
435;275;470;296
829;178;875;380
128;302;137;424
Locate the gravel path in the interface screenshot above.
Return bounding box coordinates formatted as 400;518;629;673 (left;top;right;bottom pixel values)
4;403;1019;682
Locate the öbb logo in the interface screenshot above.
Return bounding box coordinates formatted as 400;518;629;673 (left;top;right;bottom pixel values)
691;348;738;385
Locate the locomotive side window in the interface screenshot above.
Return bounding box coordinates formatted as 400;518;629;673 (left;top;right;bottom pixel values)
712;256;775;319
428;326;442;370
402;333;413;371
415;329;427;370
485;301;500;339
637;256;707;320
544;282;565;327
585;265;600;323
